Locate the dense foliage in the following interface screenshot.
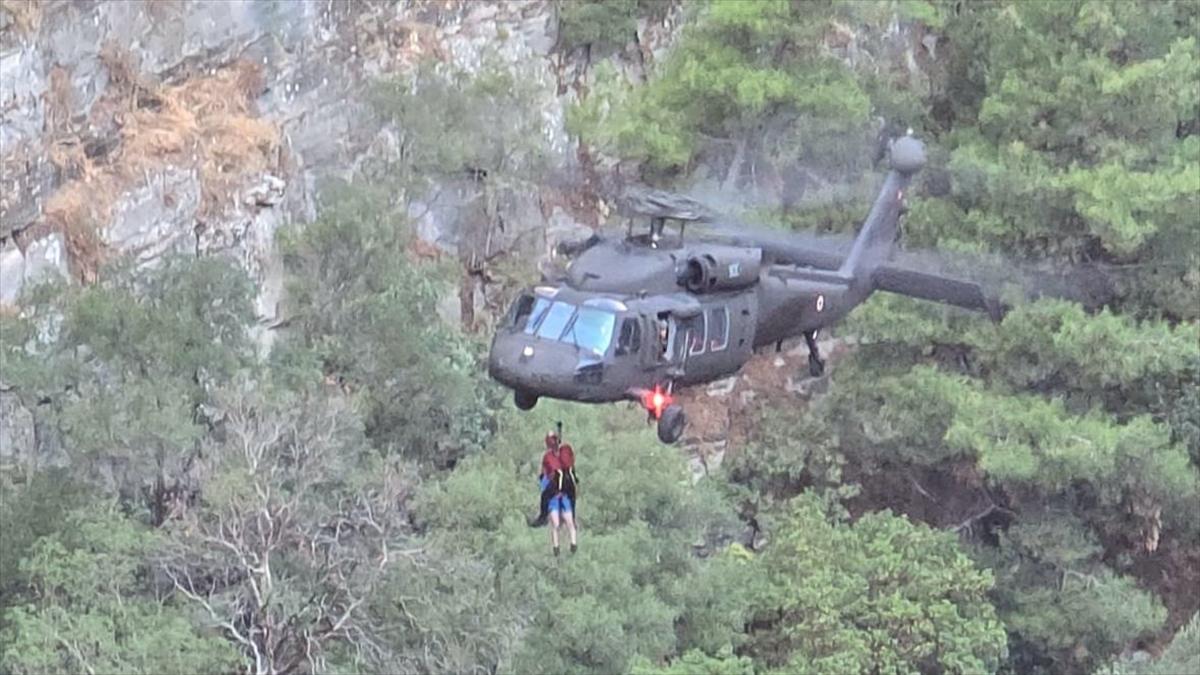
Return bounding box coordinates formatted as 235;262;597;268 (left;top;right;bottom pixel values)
1;1;1197;674
746;495;1007;673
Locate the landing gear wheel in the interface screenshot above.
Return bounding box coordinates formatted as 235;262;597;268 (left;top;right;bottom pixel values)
808;354;826;378
514;390;538;411
657;404;686;444
803;330;825;378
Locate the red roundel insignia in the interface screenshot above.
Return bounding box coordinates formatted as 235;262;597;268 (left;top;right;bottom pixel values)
816;294;825;312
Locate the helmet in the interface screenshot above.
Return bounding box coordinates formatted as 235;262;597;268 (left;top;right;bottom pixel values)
545;431;559;450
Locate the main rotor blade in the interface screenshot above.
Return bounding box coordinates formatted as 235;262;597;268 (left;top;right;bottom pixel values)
614;187;719;222
613;186;1116;312
691;219;855;269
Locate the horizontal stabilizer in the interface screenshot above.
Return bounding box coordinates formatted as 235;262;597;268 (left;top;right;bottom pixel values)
873;265;1005;321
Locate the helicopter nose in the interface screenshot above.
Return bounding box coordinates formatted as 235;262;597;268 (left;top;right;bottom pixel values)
489;331;526;360
487;333;578;395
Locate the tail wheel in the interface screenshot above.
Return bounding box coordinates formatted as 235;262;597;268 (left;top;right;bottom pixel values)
514;390;538;411
656;404;686;444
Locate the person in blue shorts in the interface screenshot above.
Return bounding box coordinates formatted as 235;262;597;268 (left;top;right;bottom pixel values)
533;431;577;556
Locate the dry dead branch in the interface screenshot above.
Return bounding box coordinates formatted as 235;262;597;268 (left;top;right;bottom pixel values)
157;383;414;674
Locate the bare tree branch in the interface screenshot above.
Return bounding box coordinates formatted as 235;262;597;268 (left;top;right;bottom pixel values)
158;381;418;674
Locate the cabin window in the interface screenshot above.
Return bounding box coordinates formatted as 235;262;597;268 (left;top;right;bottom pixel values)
656;314;672;361
708;307;729;351
684;314;706;356
616;317;641;355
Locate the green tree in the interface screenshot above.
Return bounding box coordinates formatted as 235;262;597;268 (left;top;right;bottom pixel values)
723;396;851;507
1097;611;1200;675
572;0;872;175
745;493;1007;674
0;256;256;522
277;182;491;464
364;54;558;345
0;471;96;666
974;511;1167;674
920;0;1200;317
366;57;550;197
631;647;755;675
365;54;552;284
669;543;761;657
155;375;423;674
351;549;525;674
0;506;238;674
759;339;1189;673
0;471;93;605
835;258;1197;673
557;0;638;55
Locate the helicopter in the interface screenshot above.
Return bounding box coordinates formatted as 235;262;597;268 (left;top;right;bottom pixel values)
486;134;1008;444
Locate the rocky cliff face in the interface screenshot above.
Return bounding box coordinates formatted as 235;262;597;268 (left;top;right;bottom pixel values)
0;0;595;468
0;0;615;323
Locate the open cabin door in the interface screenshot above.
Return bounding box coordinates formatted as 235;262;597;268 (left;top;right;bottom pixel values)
648;311;703;372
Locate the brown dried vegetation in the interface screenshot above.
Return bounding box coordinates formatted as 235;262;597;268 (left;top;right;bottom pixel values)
39;44;279;282
42;181;110;283
0;0;41;35
117;57;277;216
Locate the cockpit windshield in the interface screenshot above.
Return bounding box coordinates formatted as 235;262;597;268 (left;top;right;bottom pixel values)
564;307;616;356
509;295;618;356
534;301;575;341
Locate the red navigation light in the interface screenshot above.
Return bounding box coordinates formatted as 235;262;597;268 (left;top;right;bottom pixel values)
642;386;672;419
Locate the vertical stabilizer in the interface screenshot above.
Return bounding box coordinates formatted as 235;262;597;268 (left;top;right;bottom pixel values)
838;134;926;280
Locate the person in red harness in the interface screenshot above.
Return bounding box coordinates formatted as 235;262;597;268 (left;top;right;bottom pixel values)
529;429;578;555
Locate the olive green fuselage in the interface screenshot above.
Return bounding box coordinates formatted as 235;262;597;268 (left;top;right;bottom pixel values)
486;238;865;405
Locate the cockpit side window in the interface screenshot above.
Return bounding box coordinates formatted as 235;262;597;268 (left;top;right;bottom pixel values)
522;296;552;334
616;317;641;356
508;293;536;330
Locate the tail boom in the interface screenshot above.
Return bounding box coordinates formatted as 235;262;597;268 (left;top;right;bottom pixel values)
838;135;926;280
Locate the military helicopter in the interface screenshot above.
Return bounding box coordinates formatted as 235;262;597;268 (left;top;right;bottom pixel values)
487;134;1006;443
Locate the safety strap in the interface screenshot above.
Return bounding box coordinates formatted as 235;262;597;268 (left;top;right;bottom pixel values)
552;468;578;493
